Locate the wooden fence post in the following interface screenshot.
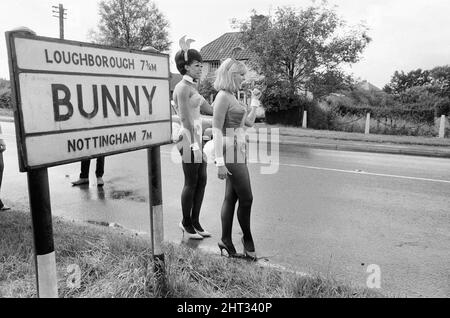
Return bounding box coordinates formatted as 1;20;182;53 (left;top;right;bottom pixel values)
365;113;371;135
439;115;446;138
302;111;307;128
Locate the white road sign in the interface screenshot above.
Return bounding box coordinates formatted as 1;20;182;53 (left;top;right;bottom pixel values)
6;32;172;171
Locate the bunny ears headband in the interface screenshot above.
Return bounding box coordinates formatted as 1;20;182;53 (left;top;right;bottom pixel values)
224;48;242;71
179;35;195;62
225;57;239;72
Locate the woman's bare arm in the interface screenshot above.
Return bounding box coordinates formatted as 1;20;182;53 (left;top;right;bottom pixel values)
176;85;201;147
200;97;214;115
244;106;258;127
212;92;228;163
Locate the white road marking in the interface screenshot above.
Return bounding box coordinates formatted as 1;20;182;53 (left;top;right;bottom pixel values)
281;162;450;184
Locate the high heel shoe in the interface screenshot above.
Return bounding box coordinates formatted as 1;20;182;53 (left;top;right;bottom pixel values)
179;222;203;240
218;241;237;258
193;224;211;237
241;237;257;261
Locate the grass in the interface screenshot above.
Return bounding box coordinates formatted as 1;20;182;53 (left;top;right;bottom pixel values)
0;210;383;298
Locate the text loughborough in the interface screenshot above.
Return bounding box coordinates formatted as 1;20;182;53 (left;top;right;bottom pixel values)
44;49;157;71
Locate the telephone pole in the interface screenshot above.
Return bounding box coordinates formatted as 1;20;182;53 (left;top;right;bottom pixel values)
52;4;67;39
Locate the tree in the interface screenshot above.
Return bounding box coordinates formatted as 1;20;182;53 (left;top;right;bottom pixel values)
236;3;371;105
430;65;450;98
308;70;355;100
90;0;171;51
383;69;432;94
0;79;11;109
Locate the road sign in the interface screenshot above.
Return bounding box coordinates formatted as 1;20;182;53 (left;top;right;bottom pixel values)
6;32;172;171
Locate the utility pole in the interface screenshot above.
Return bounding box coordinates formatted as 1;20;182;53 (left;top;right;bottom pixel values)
52;4;67;39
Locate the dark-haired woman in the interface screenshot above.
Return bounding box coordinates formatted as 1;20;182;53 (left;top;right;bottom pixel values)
173;36;213;240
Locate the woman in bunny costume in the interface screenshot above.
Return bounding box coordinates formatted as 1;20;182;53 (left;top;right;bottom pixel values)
211;57;261;260
172;36;214;240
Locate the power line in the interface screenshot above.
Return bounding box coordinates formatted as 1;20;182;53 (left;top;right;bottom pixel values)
52;4;67;39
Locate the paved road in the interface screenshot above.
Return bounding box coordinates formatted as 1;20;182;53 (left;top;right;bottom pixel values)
1;121;449;297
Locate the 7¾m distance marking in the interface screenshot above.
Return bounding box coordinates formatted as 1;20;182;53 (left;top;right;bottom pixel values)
140;60;157;71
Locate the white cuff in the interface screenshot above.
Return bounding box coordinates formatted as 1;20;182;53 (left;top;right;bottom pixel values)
190;143;200;151
250;98;261;107
215;157;225;167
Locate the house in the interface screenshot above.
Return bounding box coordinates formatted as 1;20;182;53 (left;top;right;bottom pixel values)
199;15;268;82
199;32;256;81
357;80;381;92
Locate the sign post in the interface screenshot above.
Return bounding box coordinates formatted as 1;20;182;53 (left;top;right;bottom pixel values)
142;45;166;293
28;168;58;297
147;147;165;293
6;30;171;297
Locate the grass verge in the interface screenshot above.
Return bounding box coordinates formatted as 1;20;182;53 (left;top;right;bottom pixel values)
258;123;450;147
0;209;383;298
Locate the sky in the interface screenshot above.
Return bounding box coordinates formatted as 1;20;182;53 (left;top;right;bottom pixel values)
1;0;450;88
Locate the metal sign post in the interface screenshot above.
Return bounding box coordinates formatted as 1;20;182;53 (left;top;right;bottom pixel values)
27;168;58;297
5;30;172;297
142;45;166;293
147;146;165;293
6;27;58;298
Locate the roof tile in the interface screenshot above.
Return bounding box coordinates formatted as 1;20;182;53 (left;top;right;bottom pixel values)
200;32;255;61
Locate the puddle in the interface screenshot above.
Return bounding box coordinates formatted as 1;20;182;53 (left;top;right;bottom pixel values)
109;189;147;202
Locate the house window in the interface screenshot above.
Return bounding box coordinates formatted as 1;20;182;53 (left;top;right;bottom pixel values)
209;61;221;73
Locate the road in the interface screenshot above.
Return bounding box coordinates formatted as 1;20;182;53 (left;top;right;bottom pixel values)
1;121;449;297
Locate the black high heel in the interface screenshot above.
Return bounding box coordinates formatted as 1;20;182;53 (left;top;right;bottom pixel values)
218;241;237;258
241;237;257;261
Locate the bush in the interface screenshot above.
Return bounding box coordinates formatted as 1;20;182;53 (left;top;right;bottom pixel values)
0;79;11;109
263;95;327;128
0;91;12;109
434;98;450;117
305;101;334;130
198;79;217;102
265;107;302;126
325;92;436;125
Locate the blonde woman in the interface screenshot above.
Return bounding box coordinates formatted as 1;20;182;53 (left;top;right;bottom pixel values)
211;58;261;260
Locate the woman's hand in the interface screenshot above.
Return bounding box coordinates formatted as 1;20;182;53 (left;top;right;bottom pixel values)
251;88;262;100
217;165;232;180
